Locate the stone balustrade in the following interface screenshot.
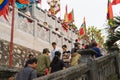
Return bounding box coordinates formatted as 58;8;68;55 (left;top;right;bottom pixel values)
33;63;89;80
94;52;120;80
0;4;77;52
34;51;120;80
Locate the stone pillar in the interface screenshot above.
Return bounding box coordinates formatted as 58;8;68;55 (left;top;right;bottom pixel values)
114;50;120;79
44;9;47;23
78;49;98;80
49;29;52;44
88;59;98;80
33;19;37;37
31;2;36;18
61;35;64;46
78;49;96;63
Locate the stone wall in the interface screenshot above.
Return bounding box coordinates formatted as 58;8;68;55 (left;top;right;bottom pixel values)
0;39;41;67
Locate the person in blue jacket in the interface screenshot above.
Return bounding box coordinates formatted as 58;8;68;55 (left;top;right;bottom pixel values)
91;42;103;58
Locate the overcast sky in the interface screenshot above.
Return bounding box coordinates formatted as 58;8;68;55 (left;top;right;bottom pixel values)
42;0;120;29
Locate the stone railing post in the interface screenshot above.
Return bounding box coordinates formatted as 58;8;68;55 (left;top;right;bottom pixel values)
49;29;52;44
78;49;98;80
88;59;98;80
31;2;36;18
44;9;47;23
114;50;120;79
61;36;64;46
33;19;37;37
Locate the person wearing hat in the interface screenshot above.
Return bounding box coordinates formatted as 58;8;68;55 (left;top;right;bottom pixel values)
36;48;50;77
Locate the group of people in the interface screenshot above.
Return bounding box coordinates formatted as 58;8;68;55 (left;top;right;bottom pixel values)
9;40;103;80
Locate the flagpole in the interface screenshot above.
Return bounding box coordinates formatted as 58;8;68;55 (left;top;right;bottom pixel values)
9;0;15;66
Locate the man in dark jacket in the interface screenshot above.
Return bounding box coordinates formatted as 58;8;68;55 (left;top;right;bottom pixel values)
91;42;102;58
16;58;37;80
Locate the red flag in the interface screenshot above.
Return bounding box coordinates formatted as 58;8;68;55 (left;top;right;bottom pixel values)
68;9;74;23
112;0;120;5
0;0;9;20
79;23;85;36
17;0;29;4
79;27;84;35
64;4;68;22
79;17;86;37
107;0;113;19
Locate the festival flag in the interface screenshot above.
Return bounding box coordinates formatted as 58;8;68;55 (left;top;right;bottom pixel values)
64;13;68;22
83;17;86;34
68;9;74;23
107;0;114;28
79;17;86;37
64;4;68;22
17;0;29;4
107;0;113;20
0;0;9;20
112;0;120;5
62;4;69;31
79;24;85;36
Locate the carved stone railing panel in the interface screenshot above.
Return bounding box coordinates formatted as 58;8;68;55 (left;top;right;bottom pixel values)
67;30;72;38
62;38;71;50
63;38;67;45
34;8;46;22
0;39;41;67
57;36;62;47
51;32;62;47
55;19;62;30
67;41;72;50
51;32;57;42
96;53;118;80
37;24;50;42
62;29;67;37
46;15;55;29
17;13;34;36
71;32;78;40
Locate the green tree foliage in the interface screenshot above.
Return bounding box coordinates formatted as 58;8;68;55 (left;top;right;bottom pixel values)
87;26;104;47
